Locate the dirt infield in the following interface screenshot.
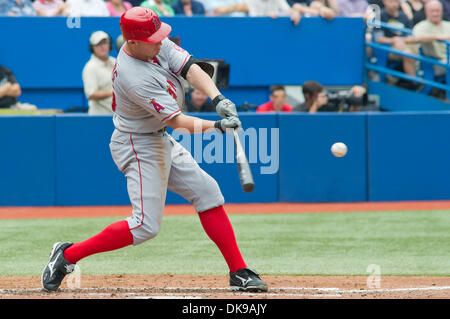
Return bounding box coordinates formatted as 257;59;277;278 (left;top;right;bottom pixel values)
1;201;450;299
1;274;450;299
1;201;450;220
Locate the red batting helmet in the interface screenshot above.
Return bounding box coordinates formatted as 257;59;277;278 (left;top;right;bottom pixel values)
120;7;171;44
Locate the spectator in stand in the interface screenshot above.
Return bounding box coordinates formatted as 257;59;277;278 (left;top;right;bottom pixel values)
256;85;293;113
82;31;116;115
106;0;132;16
33;0;66;16
404;0;427;25
171;0;206;15
368;0;416;20
287;0;310;6
0;0;36;16
127;0;143;7
199;0;244;15
413;0;450;62
337;0;369;17
0;66;22;109
377;0;412;38
368;0;383;7
214;0;301;25
65;0;110;16
287;0;314;18
374;0;417;80
183;88;216;112
141;0;175;16
441;0;450;20
412;0;449;97
161;0;179;5
0;65;37;110
309;0;338;19
293;81;327;113
289;0;337;20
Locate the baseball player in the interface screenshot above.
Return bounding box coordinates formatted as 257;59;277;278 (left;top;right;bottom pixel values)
42;7;268;293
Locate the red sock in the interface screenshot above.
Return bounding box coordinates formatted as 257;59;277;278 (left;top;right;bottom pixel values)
198;206;247;273
64;220;133;264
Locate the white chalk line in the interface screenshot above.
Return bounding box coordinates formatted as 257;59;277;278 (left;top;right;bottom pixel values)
1;286;450;296
132;294;343;299
0;289;343;299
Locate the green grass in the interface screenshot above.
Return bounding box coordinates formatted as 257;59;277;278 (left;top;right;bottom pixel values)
1;210;449;277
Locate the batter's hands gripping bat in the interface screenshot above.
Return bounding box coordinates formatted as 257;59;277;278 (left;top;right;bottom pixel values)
233;129;255;193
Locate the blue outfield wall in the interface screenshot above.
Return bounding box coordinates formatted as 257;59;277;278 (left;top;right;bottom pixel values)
1;112;450;206
52;113;279;206
368;112;450;201
54;115;127;206
278;113;368;202
0;17;365;109
165;113;279;204
0;117;56;206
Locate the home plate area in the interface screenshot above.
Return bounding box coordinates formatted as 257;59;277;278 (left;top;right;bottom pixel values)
1;274;450;299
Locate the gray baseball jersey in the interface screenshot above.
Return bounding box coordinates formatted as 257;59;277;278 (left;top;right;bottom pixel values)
110;38;224;245
112;38;190;133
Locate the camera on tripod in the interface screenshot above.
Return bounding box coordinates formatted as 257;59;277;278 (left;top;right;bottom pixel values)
326;90;368;111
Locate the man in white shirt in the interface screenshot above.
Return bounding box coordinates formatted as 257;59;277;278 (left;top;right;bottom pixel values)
65;0;110;16
82;31;115;115
412;0;450;78
413;0;450;63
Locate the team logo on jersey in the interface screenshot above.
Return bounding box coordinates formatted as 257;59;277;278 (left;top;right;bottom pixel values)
150;98;165;113
166;80;177;101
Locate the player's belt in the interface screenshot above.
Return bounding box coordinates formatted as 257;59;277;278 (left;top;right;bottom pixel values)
141;127;167;135
155;127;167;134
116;127;167;135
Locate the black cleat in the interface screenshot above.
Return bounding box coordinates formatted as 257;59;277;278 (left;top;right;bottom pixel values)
229;268;268;292
41;242;75;292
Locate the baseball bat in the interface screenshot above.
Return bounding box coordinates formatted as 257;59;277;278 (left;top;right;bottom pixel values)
233;129;255;193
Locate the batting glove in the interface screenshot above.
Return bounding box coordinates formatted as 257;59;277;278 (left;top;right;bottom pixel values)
213;95;238;119
214;116;242;133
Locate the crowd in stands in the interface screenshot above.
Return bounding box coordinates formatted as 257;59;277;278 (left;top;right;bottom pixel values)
1;0;449;113
253;83;368;113
0;0;446;19
366;0;449;95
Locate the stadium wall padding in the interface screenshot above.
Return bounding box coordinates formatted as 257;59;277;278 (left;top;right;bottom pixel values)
278;113;368;202
0;16;365;109
1;112;450;206
367;112;450;201
0;116;56;206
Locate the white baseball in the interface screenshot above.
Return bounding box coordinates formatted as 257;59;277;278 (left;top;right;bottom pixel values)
331;142;348;157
